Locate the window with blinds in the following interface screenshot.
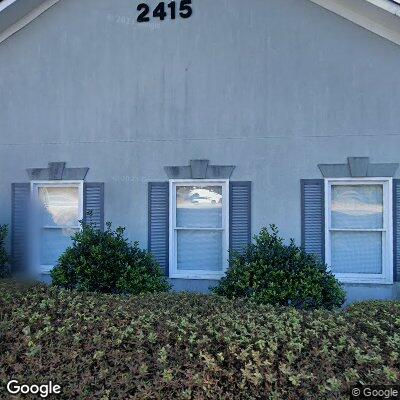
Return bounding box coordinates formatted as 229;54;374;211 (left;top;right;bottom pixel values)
169;180;229;279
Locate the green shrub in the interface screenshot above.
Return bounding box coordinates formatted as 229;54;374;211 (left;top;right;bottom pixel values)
0;281;399;400
213;225;346;309
51;222;171;295
0;225;10;279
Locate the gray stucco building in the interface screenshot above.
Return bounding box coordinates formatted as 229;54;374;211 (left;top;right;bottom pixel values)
1;0;400;303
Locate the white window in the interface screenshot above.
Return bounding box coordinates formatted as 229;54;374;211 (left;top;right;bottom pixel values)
31;181;83;274
325;178;393;284
169;180;229;279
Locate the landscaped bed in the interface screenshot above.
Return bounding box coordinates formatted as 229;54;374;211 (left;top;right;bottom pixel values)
0;281;399;399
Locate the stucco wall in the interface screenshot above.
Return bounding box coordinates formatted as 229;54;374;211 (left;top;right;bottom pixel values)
1;0;400;298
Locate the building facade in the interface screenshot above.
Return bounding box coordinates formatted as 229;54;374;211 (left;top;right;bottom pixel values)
1;0;400;302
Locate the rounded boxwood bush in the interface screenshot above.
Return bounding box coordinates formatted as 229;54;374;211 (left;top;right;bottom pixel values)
51;222;171;294
212;225;346;309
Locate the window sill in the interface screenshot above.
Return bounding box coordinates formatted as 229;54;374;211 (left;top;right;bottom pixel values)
39;266;54;275
170;273;226;280
337;275;393;285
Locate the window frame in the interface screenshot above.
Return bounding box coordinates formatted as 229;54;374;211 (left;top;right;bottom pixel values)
30;180;84;274
169;179;230;280
324;177;393;284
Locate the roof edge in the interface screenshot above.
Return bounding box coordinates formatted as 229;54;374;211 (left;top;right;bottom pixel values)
0;0;19;13
309;0;400;46
366;0;400;16
1;0;400;46
0;0;61;44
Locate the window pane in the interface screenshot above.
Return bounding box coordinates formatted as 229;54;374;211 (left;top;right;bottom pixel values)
39;187;79;227
40;228;78;266
177;230;222;271
331;231;382;274
331;185;383;229
176;186;222;228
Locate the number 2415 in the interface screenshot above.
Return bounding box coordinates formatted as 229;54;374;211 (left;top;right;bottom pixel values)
137;0;192;22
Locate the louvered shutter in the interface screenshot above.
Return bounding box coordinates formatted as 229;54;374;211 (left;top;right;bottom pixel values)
83;183;104;231
393;180;400;282
229;182;252;254
148;182;169;275
11;183;30;273
301;179;325;261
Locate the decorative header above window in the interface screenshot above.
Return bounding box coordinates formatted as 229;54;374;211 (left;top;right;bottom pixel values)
318;157;399;178
164;160;235;180
27;162;89;181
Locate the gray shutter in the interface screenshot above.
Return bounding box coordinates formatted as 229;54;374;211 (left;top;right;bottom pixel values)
393;179;400;282
148;182;169;275
83;183;104;231
301;179;325;261
229;182;252;254
11;183;30;272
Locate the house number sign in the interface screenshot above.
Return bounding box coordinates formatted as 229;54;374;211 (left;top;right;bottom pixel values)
137;0;193;22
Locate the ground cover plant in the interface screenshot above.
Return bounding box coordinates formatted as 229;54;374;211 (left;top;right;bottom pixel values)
213;225;346;309
0;281;399;399
51;222;171;295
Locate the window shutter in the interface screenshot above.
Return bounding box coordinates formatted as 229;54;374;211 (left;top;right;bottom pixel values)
148;182;169;275
229;182;252;254
11;183;30;273
393;179;400;282
83;183;104;231
301;179;325;262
